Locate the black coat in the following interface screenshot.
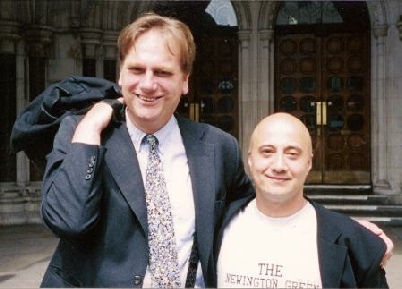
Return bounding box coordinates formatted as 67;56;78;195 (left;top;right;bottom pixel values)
10;76;121;171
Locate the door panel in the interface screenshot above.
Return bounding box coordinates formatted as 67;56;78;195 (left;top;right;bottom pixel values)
275;33;370;184
177;27;239;139
321;34;370;184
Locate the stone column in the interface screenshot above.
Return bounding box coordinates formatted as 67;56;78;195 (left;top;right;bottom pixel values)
257;29;274;122
103;30;119;79
238;30;254;161
80;27;103;76
372;25;392;194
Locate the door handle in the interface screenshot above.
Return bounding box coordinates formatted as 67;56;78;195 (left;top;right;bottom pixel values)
189;103;200;122
316;102;327;126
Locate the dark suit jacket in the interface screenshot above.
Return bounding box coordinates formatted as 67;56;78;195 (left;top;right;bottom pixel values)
215;196;388;288
40;114;254;288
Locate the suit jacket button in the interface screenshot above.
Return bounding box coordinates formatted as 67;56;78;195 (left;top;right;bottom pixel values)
133;275;142;285
85;174;92;180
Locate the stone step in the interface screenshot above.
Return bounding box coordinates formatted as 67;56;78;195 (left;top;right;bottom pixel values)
305;185;372;195
308;194;389;205
304;186;402;226
316;202;402;226
322;204;402;216
351;216;402;226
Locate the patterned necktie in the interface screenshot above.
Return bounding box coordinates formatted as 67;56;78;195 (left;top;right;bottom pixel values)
144;135;181;288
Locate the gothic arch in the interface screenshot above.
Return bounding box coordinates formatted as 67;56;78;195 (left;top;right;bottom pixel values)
257;1;278;30
231;1;252;30
367;0;388;28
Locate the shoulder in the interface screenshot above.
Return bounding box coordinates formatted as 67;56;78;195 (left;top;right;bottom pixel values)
176;114;238;145
223;196;255;226
312;200;385;252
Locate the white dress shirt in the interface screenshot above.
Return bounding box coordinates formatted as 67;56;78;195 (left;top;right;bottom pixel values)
126;114;205;288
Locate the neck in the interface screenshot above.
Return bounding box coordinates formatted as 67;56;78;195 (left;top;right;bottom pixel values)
256;194;307;218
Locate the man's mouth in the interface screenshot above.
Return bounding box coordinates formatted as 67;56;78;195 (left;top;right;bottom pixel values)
268;175;290;182
136;94;163;102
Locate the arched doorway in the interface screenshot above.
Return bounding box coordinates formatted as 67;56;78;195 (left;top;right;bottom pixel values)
274;1;371;185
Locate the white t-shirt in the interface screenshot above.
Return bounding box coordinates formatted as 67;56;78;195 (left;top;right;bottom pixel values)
217;200;322;288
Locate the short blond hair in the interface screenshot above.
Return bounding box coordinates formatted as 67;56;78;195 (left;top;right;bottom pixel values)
118;12;196;75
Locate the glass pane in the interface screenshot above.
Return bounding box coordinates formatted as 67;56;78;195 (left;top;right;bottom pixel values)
300;77;316;92
328;76;343;92
328;114;344;131
279;96;297;112
217;96;234;113
276;1;342;25
348;77;363;91
300;95;316;113
281;77;297;94
218;78;235;93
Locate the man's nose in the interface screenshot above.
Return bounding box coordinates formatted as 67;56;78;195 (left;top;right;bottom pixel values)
140;71;157;91
271;154;287;171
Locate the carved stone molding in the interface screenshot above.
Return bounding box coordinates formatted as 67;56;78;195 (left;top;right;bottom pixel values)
103;30;119;60
80;27;102;58
25;25;53;57
0;21;21;53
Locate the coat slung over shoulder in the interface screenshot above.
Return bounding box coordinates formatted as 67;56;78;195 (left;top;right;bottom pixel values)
10;76;121;171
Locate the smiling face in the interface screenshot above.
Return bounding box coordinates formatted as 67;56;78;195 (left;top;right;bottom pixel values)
118;28;189;133
248;113;313;217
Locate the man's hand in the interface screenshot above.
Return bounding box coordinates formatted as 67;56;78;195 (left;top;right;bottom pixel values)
357;220;394;268
72;97;124;145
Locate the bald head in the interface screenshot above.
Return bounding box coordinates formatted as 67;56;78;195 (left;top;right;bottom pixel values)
249;112;313;156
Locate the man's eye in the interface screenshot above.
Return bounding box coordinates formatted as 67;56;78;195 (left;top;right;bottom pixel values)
261;149;274;156
155;70;171;77
287;152;299;158
129;67;143;74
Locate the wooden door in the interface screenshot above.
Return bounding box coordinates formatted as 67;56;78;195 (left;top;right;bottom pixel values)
177;27;239;139
275;32;370;184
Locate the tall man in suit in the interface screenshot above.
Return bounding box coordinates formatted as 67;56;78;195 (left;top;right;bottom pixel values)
216;113;389;288
40;13;254;287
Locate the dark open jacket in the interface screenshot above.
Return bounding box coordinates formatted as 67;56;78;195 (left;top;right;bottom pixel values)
215;195;389;288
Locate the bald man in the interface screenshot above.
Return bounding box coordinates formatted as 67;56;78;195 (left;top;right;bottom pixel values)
215;113;388;288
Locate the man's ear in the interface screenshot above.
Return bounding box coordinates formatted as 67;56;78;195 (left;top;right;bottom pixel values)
247;152;252;171
308;154;313;171
181;74;189;95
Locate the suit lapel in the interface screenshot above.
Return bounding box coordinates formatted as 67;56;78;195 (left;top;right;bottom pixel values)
103;123;148;234
178;117;216;265
314;202;347;288
103;118;216;260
